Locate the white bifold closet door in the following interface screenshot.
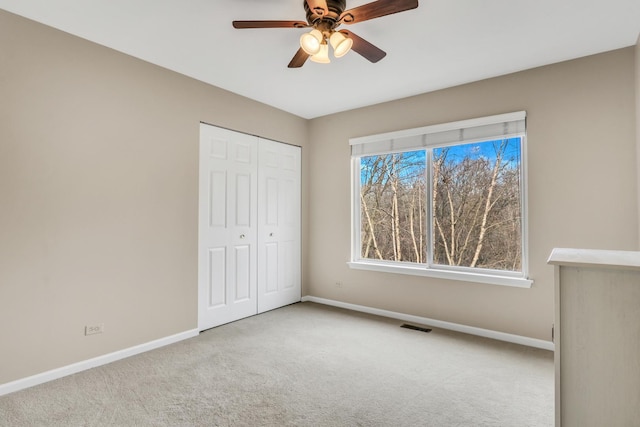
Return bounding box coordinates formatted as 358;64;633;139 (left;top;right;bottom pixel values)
257;138;301;313
198;123;301;331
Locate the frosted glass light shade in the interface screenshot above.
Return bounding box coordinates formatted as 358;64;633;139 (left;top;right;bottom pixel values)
300;29;323;55
330;31;353;58
310;44;330;63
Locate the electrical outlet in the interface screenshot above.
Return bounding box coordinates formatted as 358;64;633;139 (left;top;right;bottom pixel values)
85;324;104;336
335;281;343;288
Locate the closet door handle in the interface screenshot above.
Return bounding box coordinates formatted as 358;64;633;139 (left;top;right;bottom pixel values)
240;234;245;239
269;233;274;237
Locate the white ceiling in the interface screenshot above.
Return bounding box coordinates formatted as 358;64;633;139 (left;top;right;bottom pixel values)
1;0;639;119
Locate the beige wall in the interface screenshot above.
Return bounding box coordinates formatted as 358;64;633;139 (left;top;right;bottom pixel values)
0;10;309;385
307;47;638;341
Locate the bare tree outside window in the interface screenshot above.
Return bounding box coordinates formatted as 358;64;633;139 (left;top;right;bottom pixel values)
432;138;522;271
358;137;522;273
360;151;426;263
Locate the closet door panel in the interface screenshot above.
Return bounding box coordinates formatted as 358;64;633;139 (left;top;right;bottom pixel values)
265;242;279;293
199;124;258;330
233;245;251;302
207;247;226;307
257;139;301;313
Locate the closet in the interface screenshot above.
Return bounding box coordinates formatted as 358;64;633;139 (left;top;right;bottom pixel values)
198;123;301;330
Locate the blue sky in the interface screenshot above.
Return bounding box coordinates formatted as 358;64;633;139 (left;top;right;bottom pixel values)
361;137;522;183
434;137;522;165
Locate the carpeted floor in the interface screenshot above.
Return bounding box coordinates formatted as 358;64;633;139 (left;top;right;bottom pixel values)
0;302;554;426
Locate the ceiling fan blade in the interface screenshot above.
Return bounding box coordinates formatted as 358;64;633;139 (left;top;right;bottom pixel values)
340;30;386;63
288;48;311;68
306;0;329;17
232;20;309;29
340;0;418;24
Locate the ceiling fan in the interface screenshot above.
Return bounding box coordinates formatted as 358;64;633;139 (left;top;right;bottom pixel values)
232;0;419;68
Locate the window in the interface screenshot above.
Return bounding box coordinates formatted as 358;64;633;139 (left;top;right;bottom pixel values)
350;112;531;287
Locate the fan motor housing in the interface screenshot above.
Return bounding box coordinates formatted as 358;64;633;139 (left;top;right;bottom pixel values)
304;0;346;26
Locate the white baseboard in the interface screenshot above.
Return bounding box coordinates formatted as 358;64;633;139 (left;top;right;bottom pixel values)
1;299;553;397
301;296;554;351
0;328;199;397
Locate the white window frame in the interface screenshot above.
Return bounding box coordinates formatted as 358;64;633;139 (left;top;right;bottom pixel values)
349;112;532;288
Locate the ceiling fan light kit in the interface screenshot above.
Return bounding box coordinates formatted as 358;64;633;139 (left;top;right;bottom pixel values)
232;0;419;68
300;28;353;60
330;31;353;58
310;43;331;63
300;29;323;55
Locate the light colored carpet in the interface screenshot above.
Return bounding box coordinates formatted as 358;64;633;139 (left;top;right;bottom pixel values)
0;302;554;426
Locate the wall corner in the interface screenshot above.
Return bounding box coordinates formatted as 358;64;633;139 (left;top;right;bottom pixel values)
636;33;640;248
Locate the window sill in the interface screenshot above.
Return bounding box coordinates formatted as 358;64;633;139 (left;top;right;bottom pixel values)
347;261;533;288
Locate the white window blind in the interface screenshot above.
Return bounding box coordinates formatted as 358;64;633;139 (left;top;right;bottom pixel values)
350;111;526;157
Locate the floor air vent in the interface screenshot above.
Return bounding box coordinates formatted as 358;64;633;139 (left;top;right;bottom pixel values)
401;324;432;333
